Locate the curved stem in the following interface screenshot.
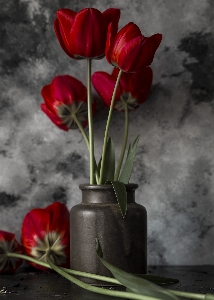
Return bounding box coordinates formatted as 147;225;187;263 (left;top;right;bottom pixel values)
7;253;211;300
87;58;95;184
114;102;129;180
7;252;119;285
99;69;123;184
73;114;90;150
47;255;160;300
8;252;49;268
168;290;206;300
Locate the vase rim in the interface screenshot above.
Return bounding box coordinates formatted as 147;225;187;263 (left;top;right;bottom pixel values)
79;183;138;190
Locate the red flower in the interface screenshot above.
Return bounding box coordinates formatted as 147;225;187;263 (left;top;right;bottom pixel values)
92;67;153;111
41;75;93;131
54;8;120;59
106;22;162;72
21;202;70;270
0;230;23;274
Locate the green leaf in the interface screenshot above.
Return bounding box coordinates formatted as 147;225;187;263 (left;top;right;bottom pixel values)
119;135;140;184
135;274;179;285
93;156;98;183
96;239;179;300
126;288;136;293
95;156;102;179
100;137;115;183
105;180;127;218
95;238;103;258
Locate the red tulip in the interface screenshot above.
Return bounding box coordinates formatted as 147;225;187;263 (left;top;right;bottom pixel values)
106;22;162;72
21;202;70;270
92;66;153;111
41;75;93;131
54;8;120;59
0;230;23;274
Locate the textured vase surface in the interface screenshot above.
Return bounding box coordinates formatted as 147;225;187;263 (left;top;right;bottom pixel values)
70;183;147;284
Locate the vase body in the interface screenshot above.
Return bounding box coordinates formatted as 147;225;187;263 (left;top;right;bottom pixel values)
70;183;147;284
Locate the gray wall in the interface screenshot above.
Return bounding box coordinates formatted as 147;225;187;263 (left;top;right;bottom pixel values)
0;0;213;265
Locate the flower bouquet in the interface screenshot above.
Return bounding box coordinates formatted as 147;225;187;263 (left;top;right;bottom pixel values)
38;6;163;282
1;6;214;300
40;7;162;214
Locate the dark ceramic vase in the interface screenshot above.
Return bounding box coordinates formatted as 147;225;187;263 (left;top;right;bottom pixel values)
70;183;147;285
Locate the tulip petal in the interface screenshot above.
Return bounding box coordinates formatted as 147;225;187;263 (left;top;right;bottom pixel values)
45;202;69;235
127;34;162;72
112;67;119;78
95;67;153;111
102;8;120;30
41;85;58;114
136;67;153;103
69;8;107;58
105;22;117;64
114;70;134;93
117;35;149;72
150;33;162;52
54;19;73;58
103;9;120;63
63;75;87;103
51;76;75;105
0;230;23;274
22;209;50;252
143;33;162;66
45;202;70;264
92;71;121;107
57;8;76;49
111;22;142;66
112;68;133;97
21;203;70;270
41;103;69;131
119;67;153;104
0;230;15;242
121;72;137;94
41;75;90;131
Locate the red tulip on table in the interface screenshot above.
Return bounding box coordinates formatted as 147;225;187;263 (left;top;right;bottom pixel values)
106;22;162;72
92;66;153;111
54;8;120;59
21;202;70;270
0;230;23;274
41;75;93;131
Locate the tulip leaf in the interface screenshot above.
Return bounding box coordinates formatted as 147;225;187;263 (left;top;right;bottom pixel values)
100;137;115;183
119;135;140;184
96;239;179;300
95;156;102;179
93;157;99;183
96;238;103;258
105;180;127;218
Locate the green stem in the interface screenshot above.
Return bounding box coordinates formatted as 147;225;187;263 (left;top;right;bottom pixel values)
114;102;129;180
7;253;212;300
73;114;99;183
87;58;95;184
8;252;49;268
73;114;90;150
168;290;206;300
7;252;118;284
47;255;161;300
99;69;123;184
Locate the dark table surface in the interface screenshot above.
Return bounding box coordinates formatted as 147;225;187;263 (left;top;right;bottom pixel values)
0;266;213;299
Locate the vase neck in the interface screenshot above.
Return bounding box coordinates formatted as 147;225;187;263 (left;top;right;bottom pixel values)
79;184;138;204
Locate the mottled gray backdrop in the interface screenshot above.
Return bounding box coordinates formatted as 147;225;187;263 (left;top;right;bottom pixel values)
0;0;214;265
